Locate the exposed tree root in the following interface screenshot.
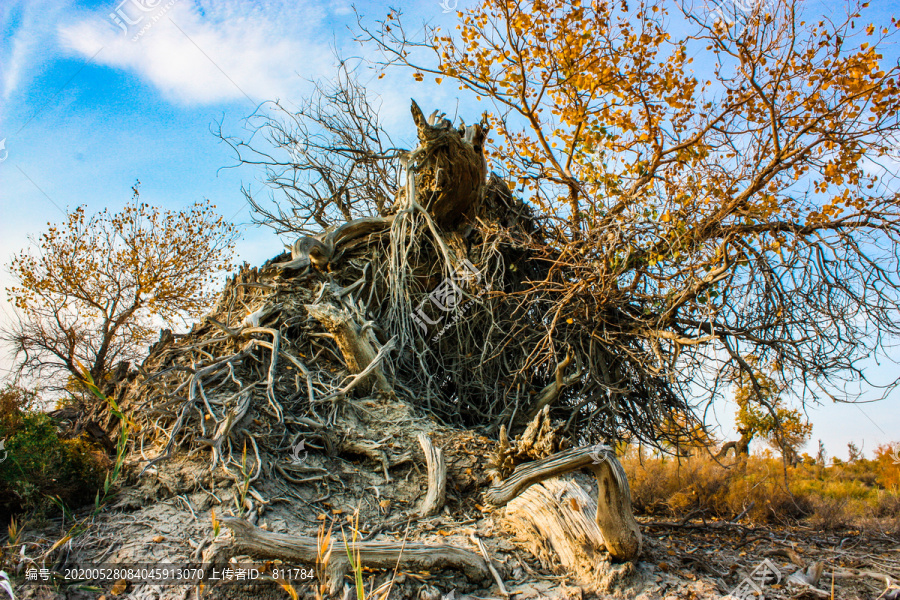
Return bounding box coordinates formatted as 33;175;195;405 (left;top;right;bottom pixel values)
103;100;653;595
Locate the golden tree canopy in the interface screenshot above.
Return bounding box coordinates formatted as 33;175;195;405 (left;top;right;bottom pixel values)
356;0;900;438
4;192;237;387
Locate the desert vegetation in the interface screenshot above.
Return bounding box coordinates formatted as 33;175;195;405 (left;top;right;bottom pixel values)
1;0;899;599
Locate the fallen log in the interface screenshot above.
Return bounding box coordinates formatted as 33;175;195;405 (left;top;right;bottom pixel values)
503;478;608;580
203;517;489;595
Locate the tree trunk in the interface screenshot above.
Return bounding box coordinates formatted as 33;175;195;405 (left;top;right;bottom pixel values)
715;430;753;460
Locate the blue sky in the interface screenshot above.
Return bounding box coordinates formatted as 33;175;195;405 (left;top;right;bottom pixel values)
0;0;898;458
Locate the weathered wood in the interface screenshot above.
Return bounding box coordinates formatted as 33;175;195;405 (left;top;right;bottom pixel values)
416;433;447;517
272;215;394;272
408;100;487;228
326;215;394;255
204;518;489;595
490;406;569;479
485;445;642;561
470;533;510;597
503;478;607;578
305;303;391;393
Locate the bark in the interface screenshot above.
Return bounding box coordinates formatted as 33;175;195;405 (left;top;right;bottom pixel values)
408;101;487;228
715;430;753;460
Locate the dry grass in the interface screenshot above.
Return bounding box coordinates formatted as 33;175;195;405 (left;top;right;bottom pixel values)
622;445;900;532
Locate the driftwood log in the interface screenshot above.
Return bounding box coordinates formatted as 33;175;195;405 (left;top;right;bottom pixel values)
486;445;642;562
203;517;489;595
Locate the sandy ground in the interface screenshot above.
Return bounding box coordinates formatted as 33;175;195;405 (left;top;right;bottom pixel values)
8;456;898;600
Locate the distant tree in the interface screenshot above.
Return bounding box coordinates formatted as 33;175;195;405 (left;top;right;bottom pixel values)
3;186;237;390
816;439;827;467
719;357;812;464
872;443;900;488
847;441;863;463
657;410;716;458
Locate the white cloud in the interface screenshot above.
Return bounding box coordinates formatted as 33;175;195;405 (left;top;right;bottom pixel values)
0;0;74;110
57;0;339;105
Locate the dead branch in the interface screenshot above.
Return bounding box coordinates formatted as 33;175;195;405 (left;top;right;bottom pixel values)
305;303;391;393
416;433;447;517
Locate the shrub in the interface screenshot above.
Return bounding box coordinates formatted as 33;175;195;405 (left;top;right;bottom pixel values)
808;496;852;530
0;386;106;520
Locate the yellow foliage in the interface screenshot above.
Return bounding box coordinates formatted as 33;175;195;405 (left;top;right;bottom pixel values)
4;187;237;386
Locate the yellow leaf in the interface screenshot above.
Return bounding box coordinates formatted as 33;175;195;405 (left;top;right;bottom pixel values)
110;579;127;595
48;534;72;553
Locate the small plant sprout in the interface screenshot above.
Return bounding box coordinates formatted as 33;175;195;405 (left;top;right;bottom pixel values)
237;442;251;516
276;578;299;600
211;509;220;538
341;511;364;600
315;521;334;600
6;518;20;548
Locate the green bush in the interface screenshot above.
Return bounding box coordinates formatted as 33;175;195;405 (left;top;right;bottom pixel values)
0;386;105;520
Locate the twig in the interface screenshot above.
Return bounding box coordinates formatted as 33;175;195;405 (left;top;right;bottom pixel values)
470;533;509;598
